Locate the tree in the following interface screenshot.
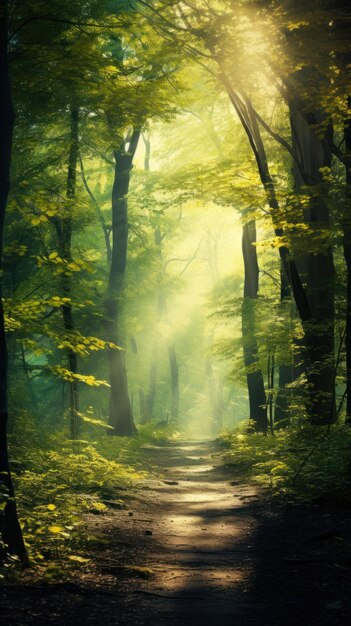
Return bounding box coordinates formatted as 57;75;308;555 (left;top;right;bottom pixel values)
0;0;26;560
274;264;295;428
104;130;140;435
289;92;335;423
55;106;81;440
242;217;267;433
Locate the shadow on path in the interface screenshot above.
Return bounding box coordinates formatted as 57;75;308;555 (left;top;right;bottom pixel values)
1;441;351;625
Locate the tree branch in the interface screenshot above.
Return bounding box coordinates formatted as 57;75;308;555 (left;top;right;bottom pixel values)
79;153;112;264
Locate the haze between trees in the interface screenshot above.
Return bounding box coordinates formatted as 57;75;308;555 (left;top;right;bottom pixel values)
0;0;351;570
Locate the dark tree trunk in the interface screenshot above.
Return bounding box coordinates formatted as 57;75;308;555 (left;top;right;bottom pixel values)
55;107;80;440
343;97;351;423
107;347;136;435
274;262;295;428
105;129;140;436
0;0;27;560
225;70;334;425
267;352;275;435
168;344;179;421
225;85;311;323
289;100;336;424
328;2;351;424
242;220;267;433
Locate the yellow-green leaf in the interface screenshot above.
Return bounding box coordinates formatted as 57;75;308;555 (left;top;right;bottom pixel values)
48;525;63;534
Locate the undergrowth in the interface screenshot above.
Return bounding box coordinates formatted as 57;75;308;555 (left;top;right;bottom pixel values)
0;420;154;576
217;421;351;502
2;414;181;578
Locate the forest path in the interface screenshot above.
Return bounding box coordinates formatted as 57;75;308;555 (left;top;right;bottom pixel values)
88;439;260;625
2;440;351;625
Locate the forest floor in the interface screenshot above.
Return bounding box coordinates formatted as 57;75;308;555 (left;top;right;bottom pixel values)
1;440;351;625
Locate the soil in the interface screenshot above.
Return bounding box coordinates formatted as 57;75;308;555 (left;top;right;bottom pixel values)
1;440;351;625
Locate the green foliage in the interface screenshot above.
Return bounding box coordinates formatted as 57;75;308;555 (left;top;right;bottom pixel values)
219;423;351;502
2;0;351;577
9;419;146;568
138;421;182;445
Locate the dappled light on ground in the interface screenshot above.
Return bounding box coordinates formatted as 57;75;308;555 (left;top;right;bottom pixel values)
2;441;351;625
101;441;259;624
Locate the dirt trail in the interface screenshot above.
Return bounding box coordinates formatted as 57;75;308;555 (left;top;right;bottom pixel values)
94;440;259;625
1;440;351;625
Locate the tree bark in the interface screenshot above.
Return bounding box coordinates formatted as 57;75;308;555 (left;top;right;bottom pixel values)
224;84;311;323
274;262;295;428
321;9;351;423
104;129;140;435
0;0;27;560
225;78;334;426
289;98;336;424
342;97;351;423
241;219;267;433
55;106;80;440
267;351;275;435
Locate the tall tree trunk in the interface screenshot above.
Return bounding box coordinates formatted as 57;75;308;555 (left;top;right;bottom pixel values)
224;72;334;425
267;351;275;435
274;262;295;427
324;10;351;423
223;83;311;323
104;129;140;435
242;219;267;433
55;107;80;440
343;97;351;423
0;0;27;560
168;344;179;421
289;100;336;424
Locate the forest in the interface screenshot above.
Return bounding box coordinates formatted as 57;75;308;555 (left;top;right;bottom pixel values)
1;0;351;624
